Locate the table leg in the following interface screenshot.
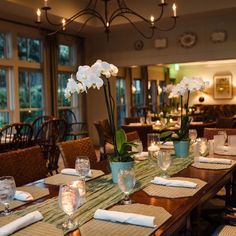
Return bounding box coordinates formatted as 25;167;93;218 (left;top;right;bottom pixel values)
231;171;236;206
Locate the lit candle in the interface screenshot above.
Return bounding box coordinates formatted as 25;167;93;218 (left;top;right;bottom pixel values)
161;0;165;4
172;3;177;17
36;8;41;23
44;0;48;7
150;15;154;26
62;18;66;30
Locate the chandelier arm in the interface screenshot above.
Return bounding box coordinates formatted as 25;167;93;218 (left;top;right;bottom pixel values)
153;5;165;23
155;17;177;31
44;10;62;26
109;7;151;26
116;15;155;39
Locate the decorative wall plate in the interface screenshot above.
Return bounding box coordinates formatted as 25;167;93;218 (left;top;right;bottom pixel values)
179;32;197;48
134;39;144;51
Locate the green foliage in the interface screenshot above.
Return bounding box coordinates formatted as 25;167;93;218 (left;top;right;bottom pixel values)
109;129;136;162
160;115;190;141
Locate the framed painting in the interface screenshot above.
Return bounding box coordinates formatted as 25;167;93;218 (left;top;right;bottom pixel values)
213;74;232;99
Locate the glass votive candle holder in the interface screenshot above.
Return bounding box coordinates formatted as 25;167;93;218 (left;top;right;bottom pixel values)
147;133;160;166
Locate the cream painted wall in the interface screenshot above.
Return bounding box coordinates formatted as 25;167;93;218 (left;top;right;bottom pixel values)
176;62;236;106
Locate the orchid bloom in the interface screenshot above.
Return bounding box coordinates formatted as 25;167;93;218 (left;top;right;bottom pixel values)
65;60;118;97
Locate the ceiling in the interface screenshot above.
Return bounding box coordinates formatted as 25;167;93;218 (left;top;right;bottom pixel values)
1;0;236;37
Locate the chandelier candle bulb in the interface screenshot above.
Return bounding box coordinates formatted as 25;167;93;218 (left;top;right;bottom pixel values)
161;0;165;4
172;3;177;17
150;16;155;26
36;9;41;23
44;0;48;7
62;18;66;30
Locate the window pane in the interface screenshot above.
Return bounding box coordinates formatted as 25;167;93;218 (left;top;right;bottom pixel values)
28;39;40;62
0;112;9;127
30;71;42;108
0;68;7;109
20;110;42;123
19;71;30;108
19;70;43;109
0;33;5;59
17;37;27;61
59;44;71;65
17;37;41;62
58;73;71;107
116;78;127;127
132;79;143;107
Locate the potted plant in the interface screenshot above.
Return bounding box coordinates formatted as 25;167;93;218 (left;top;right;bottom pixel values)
162;77;208;157
65;59;136;182
109;129;136;183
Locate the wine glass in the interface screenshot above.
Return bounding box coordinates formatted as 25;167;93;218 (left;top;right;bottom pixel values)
58;184;79;230
189;129;198;143
198;138;208;156
158;151;172;178
0;176;16;216
75;156;90;179
118;169;136;205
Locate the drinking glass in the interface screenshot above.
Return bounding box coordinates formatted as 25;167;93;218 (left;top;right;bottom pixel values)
158;150;172;178
189;129;198;143
147;133;160;166
118;169;136;205
198;138;208;156
140;117;145;125
75;156;90;179
0;176;16;216
58;184;79;230
132;140;143;155
160;117;168;127
218;131;227;145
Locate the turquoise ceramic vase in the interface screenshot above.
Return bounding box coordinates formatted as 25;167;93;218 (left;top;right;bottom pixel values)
109;161;134;183
173;141;190;158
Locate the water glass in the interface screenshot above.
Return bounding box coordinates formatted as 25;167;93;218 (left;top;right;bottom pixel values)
189;129;198;143
131;140;143;154
158;150;172;178
58;184;79;230
118;169;136;205
0;176;16;216
197;138;208;156
218;131;227;144
147;133;160;166
75;156;90;179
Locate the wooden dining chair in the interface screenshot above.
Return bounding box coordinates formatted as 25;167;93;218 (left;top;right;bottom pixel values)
121;124;153;149
58;137;109;174
203;128;236;140
59;109;88;140
94;119;114;160
0;145;47;186
126;131;140;142
35;118;67;175
31;115;53;139
0;122;33;153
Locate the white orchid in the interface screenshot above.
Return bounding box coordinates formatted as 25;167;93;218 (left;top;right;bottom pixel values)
65;60;118;97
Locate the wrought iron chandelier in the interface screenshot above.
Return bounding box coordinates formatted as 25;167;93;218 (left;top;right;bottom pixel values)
36;0;178;39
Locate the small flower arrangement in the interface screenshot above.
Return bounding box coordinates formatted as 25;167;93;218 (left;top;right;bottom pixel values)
162;76;208;141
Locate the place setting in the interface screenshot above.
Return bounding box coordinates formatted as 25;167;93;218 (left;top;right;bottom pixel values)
142;151;207;198
191;136;236;170
79;168;172;236
0;176;49;212
44;156;104;185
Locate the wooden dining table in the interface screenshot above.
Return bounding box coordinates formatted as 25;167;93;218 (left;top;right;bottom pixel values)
11;151;236;236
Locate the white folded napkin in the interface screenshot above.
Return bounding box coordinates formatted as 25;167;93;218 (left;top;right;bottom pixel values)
164;141;173;146
14;190;34;201
61;168;92;177
197;156;232;165
134;152;148;161
0;211;43;236
151;177;197;189
94;209;156;228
